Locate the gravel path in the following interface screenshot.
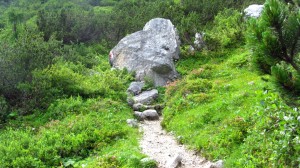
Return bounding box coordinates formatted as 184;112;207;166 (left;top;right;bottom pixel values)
139;118;213;168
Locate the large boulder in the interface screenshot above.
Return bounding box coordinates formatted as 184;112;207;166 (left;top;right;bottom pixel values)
109;18;180;86
244;4;264;18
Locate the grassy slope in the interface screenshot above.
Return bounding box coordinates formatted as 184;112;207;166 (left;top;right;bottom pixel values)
0;57;151;167
162;47;282;167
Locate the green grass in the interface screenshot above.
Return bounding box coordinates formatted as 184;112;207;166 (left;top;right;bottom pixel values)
162;47;299;167
0;59;149;167
0;97;148;167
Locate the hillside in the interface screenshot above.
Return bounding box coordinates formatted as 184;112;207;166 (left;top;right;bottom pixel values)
0;0;299;167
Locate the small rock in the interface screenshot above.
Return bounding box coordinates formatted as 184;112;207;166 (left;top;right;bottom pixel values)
194;32;205;50
134;111;145;121
133;89;158;105
126;119;138;127
127;97;135;107
244;4;264;18
167;154;182;168
133;103;164;113
210;160;224;168
142;109;159;120
127;81;145;95
187;45;195;55
133;103;147;111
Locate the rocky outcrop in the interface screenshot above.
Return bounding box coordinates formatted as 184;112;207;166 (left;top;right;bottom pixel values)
244;4;264;18
109;18;180;86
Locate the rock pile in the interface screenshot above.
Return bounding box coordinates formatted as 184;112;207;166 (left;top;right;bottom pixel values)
126;81;162;123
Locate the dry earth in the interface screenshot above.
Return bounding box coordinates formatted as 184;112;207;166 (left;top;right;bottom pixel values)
139;117;213;168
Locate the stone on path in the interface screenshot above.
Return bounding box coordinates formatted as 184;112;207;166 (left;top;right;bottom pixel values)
210;160;223;168
133;89;158;105
127;81;145;95
133;103;164;114
167;154;183;168
142;109;159;120
134;110;159;121
134;111;145;121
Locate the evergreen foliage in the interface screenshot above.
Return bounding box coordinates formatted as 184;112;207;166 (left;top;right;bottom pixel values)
247;0;300;91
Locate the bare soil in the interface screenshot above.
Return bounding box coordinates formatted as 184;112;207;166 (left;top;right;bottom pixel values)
139;118;213;168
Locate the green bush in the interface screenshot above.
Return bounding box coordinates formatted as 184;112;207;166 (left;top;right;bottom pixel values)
19;60;133;111
247;0;300;92
0;28;65;99
205;8;245;50
0;98;142;167
0;96;9;124
234;91;300;167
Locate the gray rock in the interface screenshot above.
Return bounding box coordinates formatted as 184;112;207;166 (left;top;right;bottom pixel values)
188;45;195;55
134;111;145;120
126;119;138;127
133;103;147;111
167;154;182;168
210;160;224;168
244;4;264;18
127;96;135;107
194;32;205;50
109;18;180;86
127;81;145;95
133;103;164;112
133;89;158;105
142;109;159;120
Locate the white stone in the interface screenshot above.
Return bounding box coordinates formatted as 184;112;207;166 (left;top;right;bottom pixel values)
167;154;182;168
244;4;264;18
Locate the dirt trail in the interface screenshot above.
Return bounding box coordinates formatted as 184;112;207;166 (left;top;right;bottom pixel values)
139;118;213;168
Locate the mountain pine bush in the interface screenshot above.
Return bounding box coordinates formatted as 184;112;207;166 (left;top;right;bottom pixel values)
247;0;300;92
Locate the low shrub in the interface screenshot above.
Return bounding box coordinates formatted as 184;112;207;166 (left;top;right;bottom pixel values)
205;8;245;50
18;60;133;112
0;98;142;167
232;91;300;167
0;95;9;123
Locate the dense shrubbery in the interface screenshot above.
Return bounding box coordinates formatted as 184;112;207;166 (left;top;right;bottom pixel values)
205;9;245;50
247;0;300;92
0;98;144;167
236;91;300;167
